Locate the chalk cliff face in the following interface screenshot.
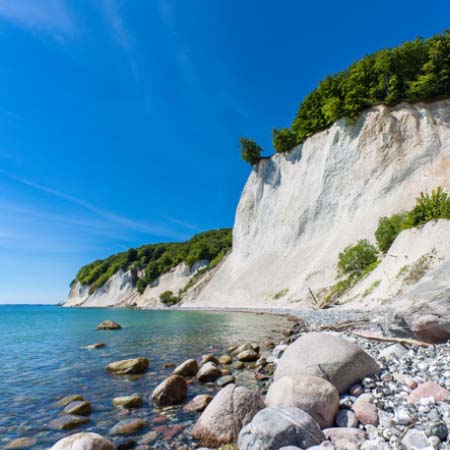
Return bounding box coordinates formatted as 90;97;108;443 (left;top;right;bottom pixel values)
65;100;450;309
183;100;450;308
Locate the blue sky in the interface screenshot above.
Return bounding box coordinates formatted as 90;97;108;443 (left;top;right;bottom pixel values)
1;0;449;304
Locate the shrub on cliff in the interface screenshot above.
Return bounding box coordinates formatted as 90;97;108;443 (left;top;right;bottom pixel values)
375;213;407;253
272;128;297;153
159;290;180;306
337;240;378;277
240;137;262;165
405;186;450;227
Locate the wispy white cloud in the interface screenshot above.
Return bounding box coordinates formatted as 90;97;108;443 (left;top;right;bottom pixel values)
95;0;140;80
0;0;76;37
0;169;190;240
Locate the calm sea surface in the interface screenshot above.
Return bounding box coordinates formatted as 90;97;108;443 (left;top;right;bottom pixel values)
0;305;290;449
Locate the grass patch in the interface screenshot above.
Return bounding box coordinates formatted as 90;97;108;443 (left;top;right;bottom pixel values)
363;280;381;298
273;289;289;300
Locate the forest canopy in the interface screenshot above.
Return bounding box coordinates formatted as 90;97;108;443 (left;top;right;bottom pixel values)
241;30;450;163
76;228;232;294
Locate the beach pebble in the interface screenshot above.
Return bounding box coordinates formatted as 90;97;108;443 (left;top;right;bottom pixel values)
336;409;358;428
63;400;92;416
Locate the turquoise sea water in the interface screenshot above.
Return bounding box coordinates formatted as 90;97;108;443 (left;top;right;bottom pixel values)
0;305;290;449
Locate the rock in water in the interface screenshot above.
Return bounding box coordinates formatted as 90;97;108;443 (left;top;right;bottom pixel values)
387;263;450;343
49;433;115;450
97;320;122;330
62;401;92;416
183;394;213;412
110;419;147;435
274;332;380;393
113;394;142;408
106;358;149;375
192;384;264;447
49;415;89;431
151;375;187;406
236;349;259;362
265;375;339;428
56;394;84;407
196;362;221;383
5;438;37;449
173;358;199;377
238;406;325;450
84;342;106;350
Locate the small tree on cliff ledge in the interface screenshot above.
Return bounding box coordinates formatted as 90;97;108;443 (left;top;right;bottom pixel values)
240;137;262;165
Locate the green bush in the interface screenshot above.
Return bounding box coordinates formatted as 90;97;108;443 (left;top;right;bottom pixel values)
272;128;297;153
337;240;378;277
159;290;180;306
136;278;147;294
405;187;450;227
240;137;262;165
375;213;407;253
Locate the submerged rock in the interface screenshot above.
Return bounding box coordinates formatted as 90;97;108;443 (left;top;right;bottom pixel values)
192;384;264;447
84;342;106;350
49;415;89;430
274;332;380;393
106;358;149;375
110;419;147;435
173;358;199;377
97;320;122;330
56;394;84;407
216;375;235;387
49;433;115;450
5;438;37;449
151;375;187;406
218;354;233;365
113;394;142;408
238;406;325;450
63;400;92;416
265;375;339;429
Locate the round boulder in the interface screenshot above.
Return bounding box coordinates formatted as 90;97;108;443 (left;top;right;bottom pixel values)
113;394;142;409
173;358;199;377
106;358;149;375
238;406;325;450
63;401;92;416
197;362;221;383
265;375;339;428
97;320;122;330
192;384;264;447
183;394;213;412
274;332;380;393
49;433;115;450
237;350;259;362
151;375;187;406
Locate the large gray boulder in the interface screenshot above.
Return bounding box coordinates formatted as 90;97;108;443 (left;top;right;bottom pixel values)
265;375;339;428
274;332;380;393
238;406;325;450
387;262;450;343
49;433;115;450
192;384;264;447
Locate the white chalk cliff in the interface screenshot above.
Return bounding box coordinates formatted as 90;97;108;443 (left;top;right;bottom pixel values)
65;100;450;309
